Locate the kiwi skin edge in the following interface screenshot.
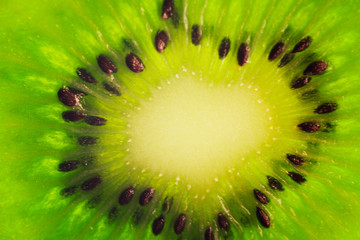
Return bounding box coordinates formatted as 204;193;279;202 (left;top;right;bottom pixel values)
0;0;360;240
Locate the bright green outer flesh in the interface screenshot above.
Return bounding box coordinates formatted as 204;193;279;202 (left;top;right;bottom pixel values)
1;0;360;239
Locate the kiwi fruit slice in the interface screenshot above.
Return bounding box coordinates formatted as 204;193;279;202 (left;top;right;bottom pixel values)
1;0;360;239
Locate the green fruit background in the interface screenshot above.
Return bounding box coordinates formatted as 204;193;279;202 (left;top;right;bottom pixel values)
1;0;360;239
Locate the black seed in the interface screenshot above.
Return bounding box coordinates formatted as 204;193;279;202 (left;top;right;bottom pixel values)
155;31;169;53
174;213;186;235
84;116;107;126
291;76;311;89
58;87;81;107
126;53;145;73
162;196;173;213
267;176;284;191
314;103;338;114
286;154;305;166
78;136;97;146
97;54;118;74
218;213;230;231
191;24;202;45
278;53;294;67
298;122;321;133
139;188;155;206
268;42;285;61
237;43;249;66
218;37;231;59
81;176;102;191
152;215;165;235
292;36;312;53
60;186;78;197
204;227;214;240
256;207;270;228
118;187;135;205
108;207;119;221
162;0;174;19
62;111;87;122
303;61;327;75
103;83;121;96
288;172;306;183
76;68;97;84
253;189;269;204
58;160;80;172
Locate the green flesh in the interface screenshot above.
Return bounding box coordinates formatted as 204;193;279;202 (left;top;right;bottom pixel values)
1;0;360;239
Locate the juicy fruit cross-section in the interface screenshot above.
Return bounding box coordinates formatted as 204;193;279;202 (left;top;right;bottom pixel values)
1;0;360;239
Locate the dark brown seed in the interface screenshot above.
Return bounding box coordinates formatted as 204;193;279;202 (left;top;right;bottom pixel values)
162;0;174;19
278;53;294;67
58;160;80;172
253;189;269;204
155;31;169;53
76;68;97;84
126;53;145;73
204;227;214;240
286;154;305;166
256;207;270;228
191;24;202;45
267;176;284;191
62;111;87;122
78;136;97;146
58;87;81;107
218;37;231;59
84;116;107;126
139;188;155;206
288;172;306;183
314;103;338;114
174;213;186;234
152;215;165;235
237;43;249;66
298;122;321;133
81;176;102;191
268;42;285;61
292;36;312;53
61;186;77;197
103;83;121;96
291;76;311;89
218;213;230;231
97;54;118;74
303;61;327;75
118;187;135;205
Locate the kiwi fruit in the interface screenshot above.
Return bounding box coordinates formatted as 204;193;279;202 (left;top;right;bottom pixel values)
1;0;360;239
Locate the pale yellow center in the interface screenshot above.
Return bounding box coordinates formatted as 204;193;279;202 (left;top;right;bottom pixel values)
127;78;272;184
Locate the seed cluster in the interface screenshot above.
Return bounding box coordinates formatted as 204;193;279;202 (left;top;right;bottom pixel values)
55;0;338;238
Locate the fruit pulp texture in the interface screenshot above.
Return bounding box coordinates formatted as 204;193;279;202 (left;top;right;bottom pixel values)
1;0;360;239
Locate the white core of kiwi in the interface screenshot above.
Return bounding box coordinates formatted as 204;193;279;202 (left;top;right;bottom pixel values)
126;72;273;184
